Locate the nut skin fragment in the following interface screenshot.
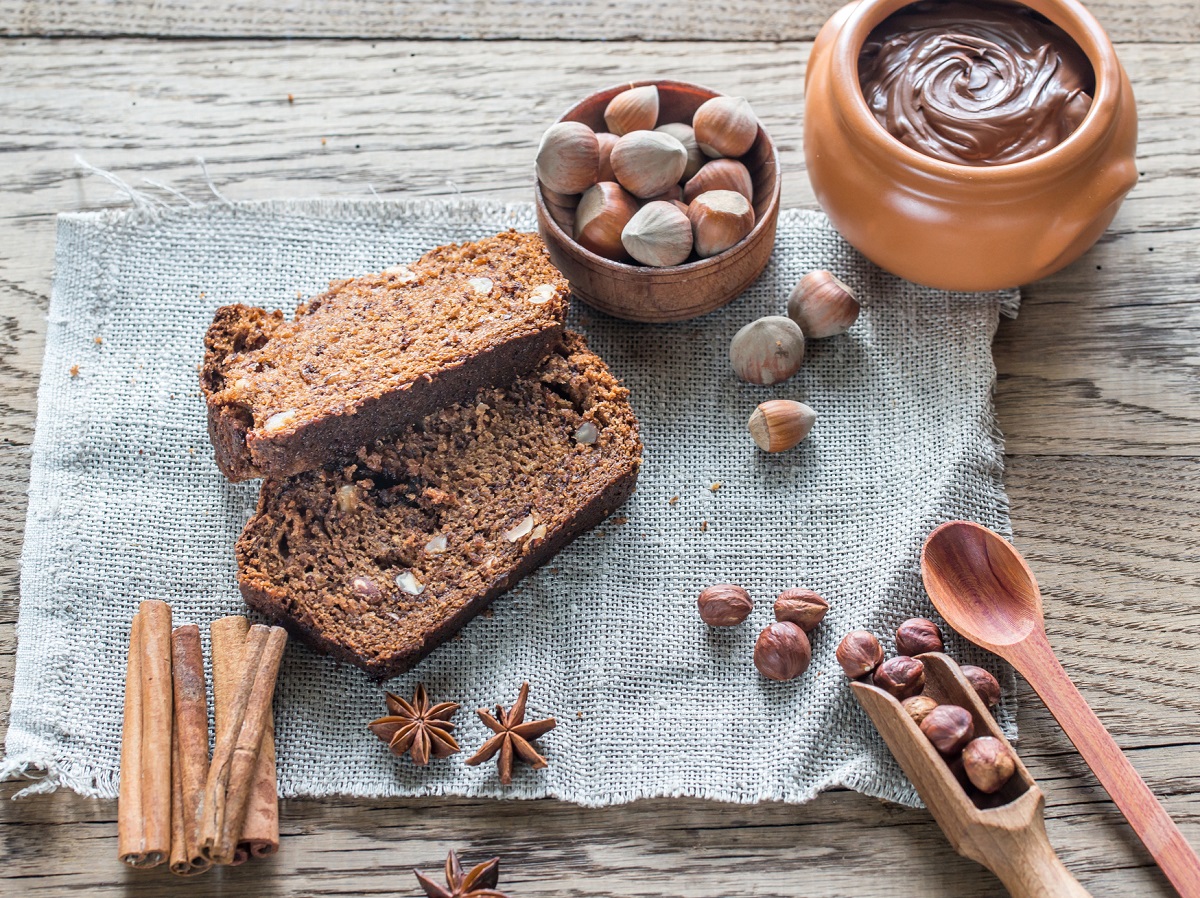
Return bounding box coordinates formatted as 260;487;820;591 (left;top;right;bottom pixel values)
836;630;884;678
962;736;1017;794
697;584;754;627
773;588;828;632
895;617;944;656
919;703;975;755
960;664;1002;709
902;694;940;727
872;655;925;699
754;621;812;681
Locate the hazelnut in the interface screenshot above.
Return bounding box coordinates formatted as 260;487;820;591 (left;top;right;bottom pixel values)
697;584;754;627
643;183;683;204
335;483;359;513
536;121;600;196
747;400;816;453
902;695;940;727
786;270;860;339
919;704;975;755
574;181;639;261
351;576;381;601
693;96;759;158
688;190;756;258
836;630;884;678
540;186;581;208
546;201;576;234
610;130;689;198
960;665;1002;710
729;316;805;385
655;122;705;181
597;131;619;182
683;158;754;204
754;621;812;681
895;618;944;656
263;409;298;433
604;85;659;136
773;588;828;632
962;736;1017;793
621;200;693;267
872;655;925;699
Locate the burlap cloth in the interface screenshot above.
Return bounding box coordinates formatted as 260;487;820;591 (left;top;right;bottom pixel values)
3;197;1018;806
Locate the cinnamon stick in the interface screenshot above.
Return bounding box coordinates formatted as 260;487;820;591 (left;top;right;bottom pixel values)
200;624;287;865
169;625;211;876
117;612;145;866
117;600;173;867
211;615;280;861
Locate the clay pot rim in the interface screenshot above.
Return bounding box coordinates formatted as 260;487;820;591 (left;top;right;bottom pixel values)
534;78;782;274
831;0;1123;181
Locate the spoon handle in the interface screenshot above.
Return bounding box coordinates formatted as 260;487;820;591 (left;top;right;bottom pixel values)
1018;634;1200;897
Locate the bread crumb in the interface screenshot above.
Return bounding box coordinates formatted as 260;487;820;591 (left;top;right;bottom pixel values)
700;521;708;532
188;447;196;455
612;516;628;526
710;482;722;492
69;365;79;377
576;711;583;720
287;93;295;104
321;137;327;146
669;495;679;505
94;336;103;345
481;607;494;619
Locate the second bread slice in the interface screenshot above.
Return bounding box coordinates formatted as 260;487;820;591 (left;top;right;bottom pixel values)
202;231;569;481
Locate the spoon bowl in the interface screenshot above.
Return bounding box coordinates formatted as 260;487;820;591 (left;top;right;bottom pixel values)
921;520;1044;648
920;520;1200;896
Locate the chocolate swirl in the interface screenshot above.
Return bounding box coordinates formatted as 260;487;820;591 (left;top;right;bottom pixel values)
859;1;1094;165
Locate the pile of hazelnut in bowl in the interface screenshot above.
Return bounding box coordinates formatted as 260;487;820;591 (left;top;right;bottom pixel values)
533;80;781;323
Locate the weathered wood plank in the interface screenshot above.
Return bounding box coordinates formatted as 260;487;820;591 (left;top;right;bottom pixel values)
1;0;1197;43
0;40;1196;458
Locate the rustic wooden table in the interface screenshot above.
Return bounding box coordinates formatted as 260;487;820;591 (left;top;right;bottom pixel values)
2;2;1198;895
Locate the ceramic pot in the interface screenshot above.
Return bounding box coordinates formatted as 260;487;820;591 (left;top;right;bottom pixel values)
804;0;1138;291
535;80;781;323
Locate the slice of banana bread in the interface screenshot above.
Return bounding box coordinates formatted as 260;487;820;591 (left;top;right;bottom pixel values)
202;231;569;481
235;332;642;679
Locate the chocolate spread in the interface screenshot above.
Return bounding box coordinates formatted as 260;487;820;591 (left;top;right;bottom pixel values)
858;0;1094;165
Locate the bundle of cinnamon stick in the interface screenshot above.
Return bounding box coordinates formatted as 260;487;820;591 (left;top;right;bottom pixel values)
118;600;287;875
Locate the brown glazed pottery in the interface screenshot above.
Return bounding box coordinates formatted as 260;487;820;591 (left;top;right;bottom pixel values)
804;0;1138;291
534;80;782;323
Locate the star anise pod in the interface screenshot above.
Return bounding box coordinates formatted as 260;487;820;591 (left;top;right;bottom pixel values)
368;683;460;765
414;850;509;898
465;681;556;785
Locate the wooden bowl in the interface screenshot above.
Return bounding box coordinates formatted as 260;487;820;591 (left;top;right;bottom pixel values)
534;79;781;323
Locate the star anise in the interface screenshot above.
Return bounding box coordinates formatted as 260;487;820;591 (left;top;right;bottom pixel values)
368;683;460;766
465;681;556;785
414;850;509;898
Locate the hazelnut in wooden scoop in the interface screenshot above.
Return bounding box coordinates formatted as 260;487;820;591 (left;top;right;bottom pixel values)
747;400;816;453
962;736;1017;793
693;95;758;158
787;270;860;339
754;621;812;681
902;695;940;727
610;130;688;199
697;584;754;627
621;200;693;267
872;655;925;699
574;181;639;261
919;704;974;755
536;121;600;196
604;84;659;136
729;316;805;385
688;190;756;258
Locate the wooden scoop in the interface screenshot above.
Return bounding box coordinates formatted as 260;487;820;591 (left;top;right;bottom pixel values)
852;653;1090;898
922;521;1200;897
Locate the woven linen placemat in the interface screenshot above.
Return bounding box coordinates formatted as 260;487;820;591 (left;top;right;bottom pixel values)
3;197;1018;807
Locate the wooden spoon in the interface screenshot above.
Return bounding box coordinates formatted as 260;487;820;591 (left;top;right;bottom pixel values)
852;653;1090;897
921;520;1200;897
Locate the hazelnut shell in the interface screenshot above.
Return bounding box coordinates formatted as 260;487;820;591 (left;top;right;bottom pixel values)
729;316;805;386
610;130;689;199
683;157;754;204
574;181;639;261
604;85;659;136
536;121;600;196
693;95;758;158
688;189;756;259
655;121;705;181
748;400;816;453
621;200;693;267
787;270;860;339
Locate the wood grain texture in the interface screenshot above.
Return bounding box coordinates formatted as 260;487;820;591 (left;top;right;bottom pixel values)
0;28;1197;898
1;0;1198;43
